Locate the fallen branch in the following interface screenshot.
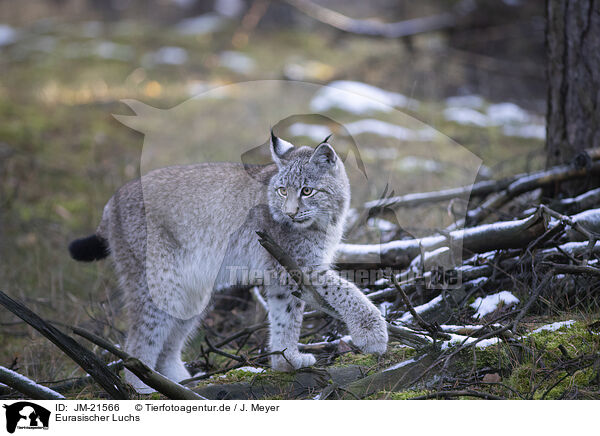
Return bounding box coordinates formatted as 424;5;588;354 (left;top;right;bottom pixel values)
0;291;129;399
337;209;546;267
71;326;206;400
452;160;600;229
0;366;65;400
365;175;520;211
281;0;457;39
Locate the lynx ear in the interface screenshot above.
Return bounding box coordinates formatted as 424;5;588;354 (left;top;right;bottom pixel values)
310;142;338;168
270;130;294;167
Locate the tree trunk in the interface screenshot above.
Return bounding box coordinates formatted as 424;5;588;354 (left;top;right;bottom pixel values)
546;0;600;195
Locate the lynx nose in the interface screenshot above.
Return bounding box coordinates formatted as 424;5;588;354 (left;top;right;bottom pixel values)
284;197;299;218
285;208;298;218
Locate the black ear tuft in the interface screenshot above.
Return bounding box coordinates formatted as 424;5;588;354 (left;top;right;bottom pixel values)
322;133;333;143
269;131;294;166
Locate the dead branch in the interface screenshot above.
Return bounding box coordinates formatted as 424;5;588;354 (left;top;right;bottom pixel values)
71;326;206;400
453;160;600;229
0;291;129;399
0;366;65;400
337;209;547;267
365;175;520;211
281;0;457;39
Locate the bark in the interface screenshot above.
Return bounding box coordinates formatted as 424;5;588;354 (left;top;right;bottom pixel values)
546;0;600;193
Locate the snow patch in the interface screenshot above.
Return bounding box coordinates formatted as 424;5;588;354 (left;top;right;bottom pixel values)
398;295;443;323
310;80;418;114
219;51;256;74
470;291;519;319
144;46;189;65
443;107;489;127
176;14;225;35
531;320;575;334
288;123;331;141
230;366;265;374
445;95;484;109
441;333;501;350
383;357;419;372
0;24;17;47
345;119;434;141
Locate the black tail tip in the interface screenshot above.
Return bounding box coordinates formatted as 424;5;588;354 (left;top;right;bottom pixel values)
68;235;109;262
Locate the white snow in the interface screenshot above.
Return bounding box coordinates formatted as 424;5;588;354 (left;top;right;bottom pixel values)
443;107;490;127
502;124;546;140
93;41;134;61
445;95;484;109
0;24;17;47
345;119;434;141
219;51;256;74
215;0;245;17
530;320;575;334
367;217;397;231
398;295;443;323
383;357;418;372
470;291;519;319
310;80;418;114
146;46;189;65
487;102;530;124
219;366;265;377
230;366;265;374
444;99;545;139
440;333;501;350
176;14;225;35
288;123;331;142
378;301;394;316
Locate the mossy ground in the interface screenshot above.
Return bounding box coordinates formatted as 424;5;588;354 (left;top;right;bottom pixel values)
442;320;600;399
332;342;417;373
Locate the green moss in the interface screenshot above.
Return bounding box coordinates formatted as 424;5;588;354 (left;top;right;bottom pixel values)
333;343;417;372
503;321;600;399
366;390;431;400
195;367;296;388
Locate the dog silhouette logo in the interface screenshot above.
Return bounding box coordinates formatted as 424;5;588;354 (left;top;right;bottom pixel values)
3;402;50;433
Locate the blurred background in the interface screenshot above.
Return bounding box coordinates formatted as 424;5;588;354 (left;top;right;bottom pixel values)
0;0;548;389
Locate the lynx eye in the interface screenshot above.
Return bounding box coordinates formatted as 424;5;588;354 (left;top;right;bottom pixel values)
276;187;287;197
301;187;315;197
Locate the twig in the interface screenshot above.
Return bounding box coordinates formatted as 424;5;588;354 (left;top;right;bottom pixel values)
390;275;447;339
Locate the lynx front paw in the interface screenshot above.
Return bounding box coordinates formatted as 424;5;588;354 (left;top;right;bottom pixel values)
349;314;389;355
271;351;316;372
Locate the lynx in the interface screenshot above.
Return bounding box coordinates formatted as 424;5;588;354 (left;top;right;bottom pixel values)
69;133;388;393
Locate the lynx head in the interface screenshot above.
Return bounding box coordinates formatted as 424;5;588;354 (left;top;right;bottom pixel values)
267;131;350;230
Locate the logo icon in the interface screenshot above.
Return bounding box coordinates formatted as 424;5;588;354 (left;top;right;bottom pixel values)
3;402;50;434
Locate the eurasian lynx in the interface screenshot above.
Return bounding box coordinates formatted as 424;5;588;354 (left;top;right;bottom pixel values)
69;133;388;393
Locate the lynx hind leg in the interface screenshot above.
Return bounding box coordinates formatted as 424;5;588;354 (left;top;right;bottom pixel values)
317;270;388;354
123;299;175;393
155;316;199;382
265;285;316;371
